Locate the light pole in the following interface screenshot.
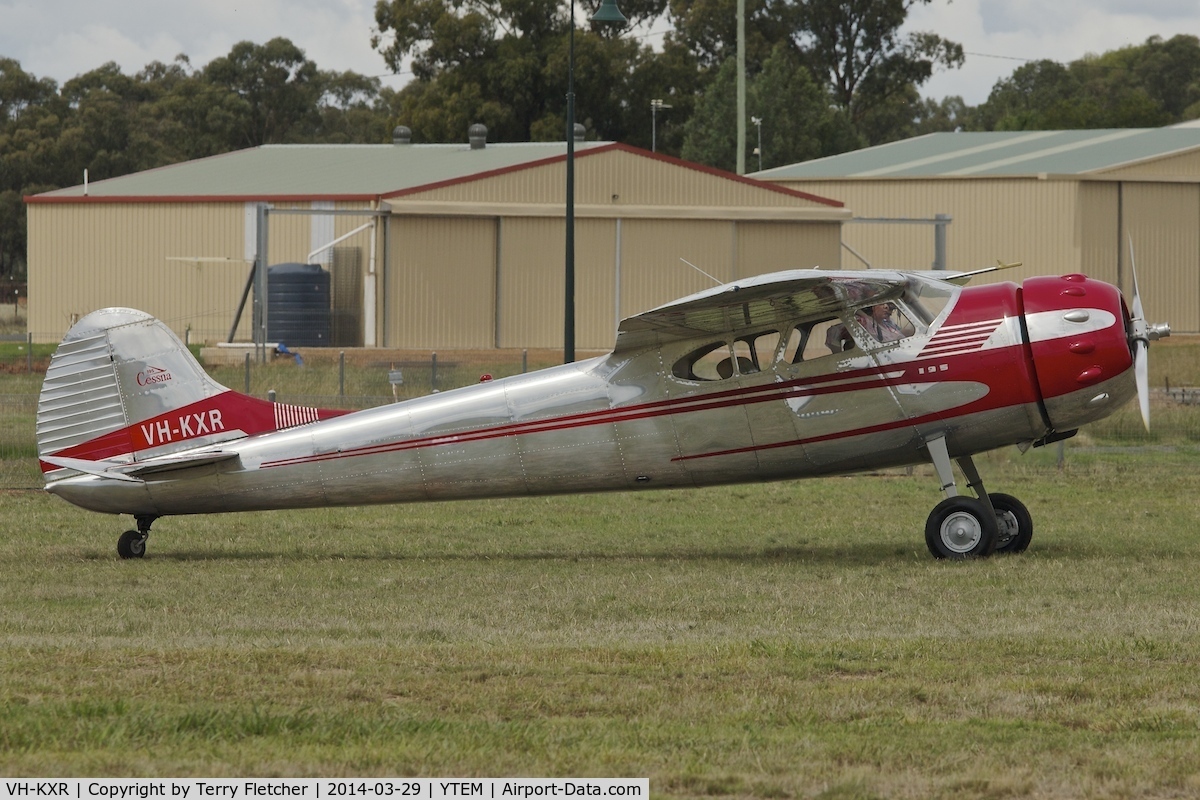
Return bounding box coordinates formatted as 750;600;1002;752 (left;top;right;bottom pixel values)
651;98;672;152
750;115;762;172
566;0;626;364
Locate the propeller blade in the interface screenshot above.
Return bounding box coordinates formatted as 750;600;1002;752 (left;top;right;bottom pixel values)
1129;237;1144;322
1135;339;1150;431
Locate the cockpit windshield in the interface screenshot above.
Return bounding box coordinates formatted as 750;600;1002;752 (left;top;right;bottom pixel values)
903;276;955;326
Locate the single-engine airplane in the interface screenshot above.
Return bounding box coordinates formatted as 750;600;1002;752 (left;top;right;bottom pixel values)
36;265;1169;560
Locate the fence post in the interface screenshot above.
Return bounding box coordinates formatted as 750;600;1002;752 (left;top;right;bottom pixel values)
431;352;438;392
522;349;528;374
27;332;32;373
244;352;251;394
339;351;345;398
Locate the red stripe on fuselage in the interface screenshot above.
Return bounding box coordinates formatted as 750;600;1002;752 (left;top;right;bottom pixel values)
40;392;347;472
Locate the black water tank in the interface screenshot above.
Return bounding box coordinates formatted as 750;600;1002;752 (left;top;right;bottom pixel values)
267;263;331;347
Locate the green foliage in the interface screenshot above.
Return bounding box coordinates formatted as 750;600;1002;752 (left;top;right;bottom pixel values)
666;0;796;72
794;0;963;144
372;0;672;144
971;35;1200;131
0;40;395;281
682;46;857;172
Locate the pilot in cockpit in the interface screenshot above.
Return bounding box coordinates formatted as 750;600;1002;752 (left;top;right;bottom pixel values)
857;303;912;343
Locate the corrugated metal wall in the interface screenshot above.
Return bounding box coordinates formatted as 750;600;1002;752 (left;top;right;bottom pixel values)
1123;182;1200;332
1100;150;1200;181
28;201;382;344
27;202;248;343
496;217;618;349
386;216;496;348
791;178;1084;281
1077;182;1119;286
735;222;842;276
619;219;737;323
384;214;844;350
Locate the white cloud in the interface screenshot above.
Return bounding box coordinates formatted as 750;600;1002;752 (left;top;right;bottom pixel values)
0;0;404;87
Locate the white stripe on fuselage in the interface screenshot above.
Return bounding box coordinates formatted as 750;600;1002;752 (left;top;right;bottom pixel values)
1024;308;1118;343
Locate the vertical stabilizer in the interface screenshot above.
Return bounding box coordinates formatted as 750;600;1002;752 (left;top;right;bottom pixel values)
37;308;345;481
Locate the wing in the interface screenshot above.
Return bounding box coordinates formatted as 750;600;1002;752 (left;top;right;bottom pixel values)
613;269;922;353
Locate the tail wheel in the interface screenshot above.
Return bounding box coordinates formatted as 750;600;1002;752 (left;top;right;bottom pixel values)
925;497;998;559
991;493;1033;554
117;530;146;559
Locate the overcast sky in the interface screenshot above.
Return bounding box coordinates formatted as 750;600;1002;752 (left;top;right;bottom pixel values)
3;0;1200;108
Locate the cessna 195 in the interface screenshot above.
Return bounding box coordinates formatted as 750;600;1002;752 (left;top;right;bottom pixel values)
36;266;1169;560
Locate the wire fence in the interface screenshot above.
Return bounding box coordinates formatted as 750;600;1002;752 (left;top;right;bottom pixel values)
4;348;1200;490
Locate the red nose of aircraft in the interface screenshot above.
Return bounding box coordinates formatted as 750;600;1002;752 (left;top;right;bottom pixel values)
1022;274;1167;432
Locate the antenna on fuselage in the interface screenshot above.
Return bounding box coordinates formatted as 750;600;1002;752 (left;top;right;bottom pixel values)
680;258;723;286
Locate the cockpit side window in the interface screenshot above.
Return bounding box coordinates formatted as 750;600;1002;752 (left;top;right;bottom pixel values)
853;303;916;345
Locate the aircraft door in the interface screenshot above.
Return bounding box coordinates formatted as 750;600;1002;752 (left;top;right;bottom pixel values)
776;314;914;473
728;329;816;479
665;338;763;486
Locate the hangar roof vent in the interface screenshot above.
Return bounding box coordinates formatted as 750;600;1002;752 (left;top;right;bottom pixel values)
468;124;487;150
392;126;412;145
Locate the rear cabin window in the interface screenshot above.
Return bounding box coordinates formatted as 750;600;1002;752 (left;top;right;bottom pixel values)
672;330;782;381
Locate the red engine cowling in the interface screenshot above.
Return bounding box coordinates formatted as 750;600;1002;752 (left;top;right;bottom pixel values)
1021;274;1135;433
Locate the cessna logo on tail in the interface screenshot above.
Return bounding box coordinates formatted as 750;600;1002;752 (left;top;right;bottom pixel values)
136;366;173;386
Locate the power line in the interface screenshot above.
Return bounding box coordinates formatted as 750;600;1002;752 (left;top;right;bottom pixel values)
964;51;1042;63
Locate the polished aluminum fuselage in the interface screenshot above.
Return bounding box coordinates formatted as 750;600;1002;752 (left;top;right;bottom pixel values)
48;334;1066;518
43;271;1140;520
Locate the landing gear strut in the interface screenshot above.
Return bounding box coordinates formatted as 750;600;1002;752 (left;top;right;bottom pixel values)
117;515;157;559
923;437;1033;559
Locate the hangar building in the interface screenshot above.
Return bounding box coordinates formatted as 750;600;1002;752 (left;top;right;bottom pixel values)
753;127;1200;333
25;134;849;348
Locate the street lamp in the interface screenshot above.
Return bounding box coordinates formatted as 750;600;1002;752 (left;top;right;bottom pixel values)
651;98;672;153
565;0;626;364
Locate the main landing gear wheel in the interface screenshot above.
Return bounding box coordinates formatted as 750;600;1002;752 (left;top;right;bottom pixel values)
925;497;998;559
991;493;1033;554
117;530;147;559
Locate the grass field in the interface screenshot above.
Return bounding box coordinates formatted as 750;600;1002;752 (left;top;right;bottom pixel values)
3;446;1200;797
3;339;1200;796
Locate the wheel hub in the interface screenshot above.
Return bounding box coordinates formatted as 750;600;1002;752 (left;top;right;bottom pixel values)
941;511;982;553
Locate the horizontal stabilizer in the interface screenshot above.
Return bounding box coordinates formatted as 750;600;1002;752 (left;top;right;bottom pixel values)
40;456;144;482
123;450;240;476
42;450;240;482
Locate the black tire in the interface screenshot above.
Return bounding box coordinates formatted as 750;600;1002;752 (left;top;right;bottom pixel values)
991;493;1033;554
117;529;146;559
925;496;998;559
